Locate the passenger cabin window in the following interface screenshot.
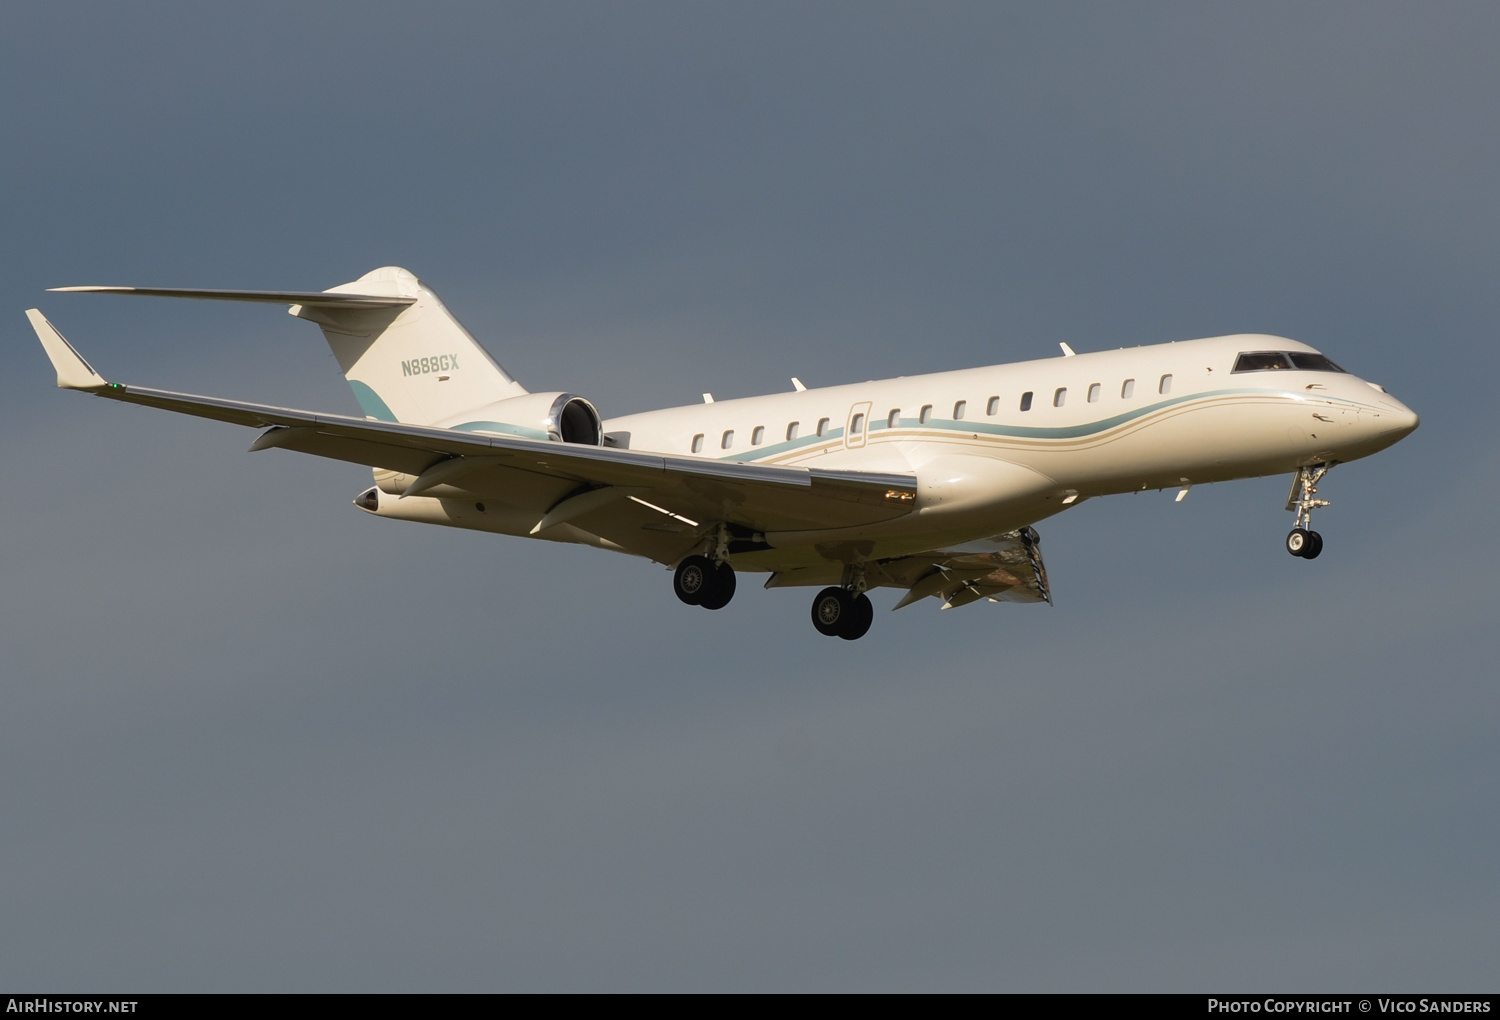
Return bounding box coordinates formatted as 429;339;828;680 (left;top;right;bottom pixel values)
1122;378;1135;398
850;413;865;435
721;430;734;449
987;396;999;416
817;417;830;437
1020;391;1034;411
1054;387;1067;407
953;400;966;420
1088;383;1101;403
1159;374;1173;394
888;409;900;428
691;433;704;453
920;405;933;424
751;426;765;445
786;421;799;441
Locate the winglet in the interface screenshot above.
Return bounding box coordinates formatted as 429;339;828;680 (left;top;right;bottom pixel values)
25;309;108;389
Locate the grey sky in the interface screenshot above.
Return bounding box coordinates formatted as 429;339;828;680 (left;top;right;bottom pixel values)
1;2;1496;990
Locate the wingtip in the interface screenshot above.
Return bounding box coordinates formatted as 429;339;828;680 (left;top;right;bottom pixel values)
25;309;108;389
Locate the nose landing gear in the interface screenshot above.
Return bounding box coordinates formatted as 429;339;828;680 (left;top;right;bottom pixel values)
1285;465;1331;559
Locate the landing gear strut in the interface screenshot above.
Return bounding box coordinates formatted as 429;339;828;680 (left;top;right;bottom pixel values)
1285;465;1330;560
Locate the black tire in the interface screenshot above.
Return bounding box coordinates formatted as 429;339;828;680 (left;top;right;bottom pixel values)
1303;531;1323;560
838;593;874;641
700;562;737;610
1286;528;1310;557
811;586;851;636
674;555;713;605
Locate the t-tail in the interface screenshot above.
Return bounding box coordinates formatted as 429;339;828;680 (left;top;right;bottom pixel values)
289;267;527;426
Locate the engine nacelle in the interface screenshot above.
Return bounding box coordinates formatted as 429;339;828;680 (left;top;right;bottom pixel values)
438;391;603;445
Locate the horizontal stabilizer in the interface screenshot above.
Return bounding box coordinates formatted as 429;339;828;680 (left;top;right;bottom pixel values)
47;286;414;310
25;309;107;390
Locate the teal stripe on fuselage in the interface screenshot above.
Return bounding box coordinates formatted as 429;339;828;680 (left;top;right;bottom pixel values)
725;427;844;462
718;387;1376;463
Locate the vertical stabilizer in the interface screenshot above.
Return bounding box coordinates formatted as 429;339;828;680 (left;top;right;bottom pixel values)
291;267;527;425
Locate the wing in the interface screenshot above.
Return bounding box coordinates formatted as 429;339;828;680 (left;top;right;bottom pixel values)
27;311;918;555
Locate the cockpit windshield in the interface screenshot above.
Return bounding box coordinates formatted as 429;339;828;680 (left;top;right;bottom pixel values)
1233;351;1346;374
1233;352;1291;372
1287;353;1345;372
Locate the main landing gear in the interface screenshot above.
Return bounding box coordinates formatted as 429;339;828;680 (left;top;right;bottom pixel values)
809;564;873;640
674;554;736;610
1285;465;1331;560
673;524;738;610
810;587;874;640
672;524;878;638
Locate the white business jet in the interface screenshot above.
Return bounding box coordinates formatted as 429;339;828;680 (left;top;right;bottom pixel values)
26;266;1418;640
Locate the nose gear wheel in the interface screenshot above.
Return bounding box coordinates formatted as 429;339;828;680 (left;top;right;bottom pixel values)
1286;527;1323;559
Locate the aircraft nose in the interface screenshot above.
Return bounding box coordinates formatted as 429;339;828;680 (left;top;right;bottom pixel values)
1372;395;1419;441
1384;400;1419;436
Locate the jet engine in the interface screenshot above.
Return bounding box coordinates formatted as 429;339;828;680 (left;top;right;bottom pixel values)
438;392;602;445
